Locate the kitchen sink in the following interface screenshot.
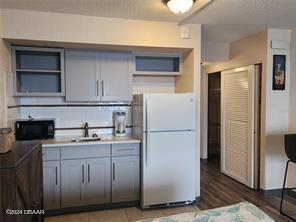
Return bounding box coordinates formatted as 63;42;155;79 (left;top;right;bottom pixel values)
71;137;101;142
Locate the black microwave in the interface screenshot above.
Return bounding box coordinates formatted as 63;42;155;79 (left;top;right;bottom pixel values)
15;119;55;141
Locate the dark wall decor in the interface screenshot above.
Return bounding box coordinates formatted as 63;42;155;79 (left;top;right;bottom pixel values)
273;54;286;90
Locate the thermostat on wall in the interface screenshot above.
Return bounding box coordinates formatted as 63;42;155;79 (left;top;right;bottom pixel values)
181;26;190;39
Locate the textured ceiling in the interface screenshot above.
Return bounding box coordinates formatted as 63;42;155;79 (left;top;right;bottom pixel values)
1;0;296;43
0;0;189;22
188;0;296;42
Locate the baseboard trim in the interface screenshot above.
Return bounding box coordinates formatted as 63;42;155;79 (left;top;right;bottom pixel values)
45;201;139;216
195;196;201;203
261;188;296;198
200;158;208;164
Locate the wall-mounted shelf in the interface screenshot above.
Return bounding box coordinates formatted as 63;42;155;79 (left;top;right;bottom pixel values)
12;46;65;97
133;52;182;76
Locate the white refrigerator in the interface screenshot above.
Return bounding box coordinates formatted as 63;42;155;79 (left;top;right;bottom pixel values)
133;93;197;209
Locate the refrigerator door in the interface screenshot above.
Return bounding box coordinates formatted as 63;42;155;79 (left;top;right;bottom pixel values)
141;131;196;207
145;94;196;132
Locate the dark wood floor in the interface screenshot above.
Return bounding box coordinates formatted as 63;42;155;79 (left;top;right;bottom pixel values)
196;157;296;222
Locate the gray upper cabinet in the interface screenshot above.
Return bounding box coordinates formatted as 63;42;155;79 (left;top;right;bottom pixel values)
65;50;132;102
12;46;65;96
43;161;60;210
100;53;132;101
65;51;100;102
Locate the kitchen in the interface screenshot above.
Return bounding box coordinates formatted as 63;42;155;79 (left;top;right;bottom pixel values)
2;1;296;222
0;7;201;222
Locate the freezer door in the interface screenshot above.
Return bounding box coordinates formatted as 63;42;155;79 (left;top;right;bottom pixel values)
141;131;196;207
145;94;196;132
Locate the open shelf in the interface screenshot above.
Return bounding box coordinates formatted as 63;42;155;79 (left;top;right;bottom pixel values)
12;46;65;96
133;53;182;75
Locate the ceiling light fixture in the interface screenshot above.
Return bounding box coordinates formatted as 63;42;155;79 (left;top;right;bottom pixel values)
163;0;196;14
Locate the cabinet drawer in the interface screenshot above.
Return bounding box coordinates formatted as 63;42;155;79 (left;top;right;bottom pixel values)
42;147;60;161
112;143;140;157
61;145;110;159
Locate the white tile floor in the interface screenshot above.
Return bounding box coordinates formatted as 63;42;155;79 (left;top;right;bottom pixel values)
45;205;200;222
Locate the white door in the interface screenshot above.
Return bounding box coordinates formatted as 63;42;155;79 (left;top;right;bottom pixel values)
142;131;196;207
145;94;196;132
221;65;256;188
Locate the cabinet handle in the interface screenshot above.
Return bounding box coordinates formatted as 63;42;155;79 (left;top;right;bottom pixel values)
117;148;134;152
88;164;90;183
55;166;58;185
101;80;105;97
113;163;115;180
82;164;85;183
96;80;99;96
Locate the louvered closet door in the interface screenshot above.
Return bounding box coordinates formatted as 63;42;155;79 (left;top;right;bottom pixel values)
221;65;255;188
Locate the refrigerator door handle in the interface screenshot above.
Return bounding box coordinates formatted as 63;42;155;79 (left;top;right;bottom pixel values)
145;133;150;167
145;99;150;133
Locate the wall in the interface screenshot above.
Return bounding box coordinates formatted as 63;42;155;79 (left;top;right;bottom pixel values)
0;9;201;195
0;9;6;128
201;42;229;62
1;9;199;49
202;29;295;190
201;30;267;163
0;9;16;128
264;29;291;190
287;29;296;187
133;76;175;94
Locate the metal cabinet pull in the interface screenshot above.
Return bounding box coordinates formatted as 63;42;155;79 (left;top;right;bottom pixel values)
82;164;85;183
113;163;115;180
101;80;105;97
96;80;99;96
88;164;90;183
117;148;134;152
55;166;58;185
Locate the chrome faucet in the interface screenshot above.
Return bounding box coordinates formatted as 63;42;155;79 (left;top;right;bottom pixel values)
84;122;89;138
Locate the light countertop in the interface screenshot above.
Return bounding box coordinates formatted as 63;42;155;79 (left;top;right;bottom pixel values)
42;135;141;148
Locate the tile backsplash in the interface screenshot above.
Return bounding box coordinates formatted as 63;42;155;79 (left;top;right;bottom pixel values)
9;104;132;137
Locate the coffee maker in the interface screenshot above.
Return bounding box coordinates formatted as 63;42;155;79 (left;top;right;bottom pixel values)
114;112;127;137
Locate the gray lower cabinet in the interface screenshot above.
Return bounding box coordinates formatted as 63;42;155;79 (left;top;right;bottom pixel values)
43;161;60;210
85;158;111;205
43;142;140;210
61;157;110;208
112;156;140;202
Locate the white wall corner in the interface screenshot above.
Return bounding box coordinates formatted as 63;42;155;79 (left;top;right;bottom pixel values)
264;28;292;190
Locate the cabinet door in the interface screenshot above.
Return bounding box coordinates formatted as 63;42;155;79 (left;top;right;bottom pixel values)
43;161;60;210
100;53;132;101
65;50;100;101
86;158;111;205
61;159;86;208
112;156;140;202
